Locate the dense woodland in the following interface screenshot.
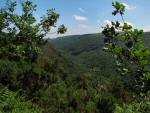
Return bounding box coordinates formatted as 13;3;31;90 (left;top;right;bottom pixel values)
0;0;150;113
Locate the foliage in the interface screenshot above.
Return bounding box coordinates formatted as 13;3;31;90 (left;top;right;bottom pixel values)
50;34;117;77
40;80;68;113
115;92;150;113
0;0;149;113
51;32;150;113
38;74;117;113
0;0;67;62
51;33;150;78
102;1;150;94
50;1;150;113
0;59;49;98
96;93;115;113
0;85;42;113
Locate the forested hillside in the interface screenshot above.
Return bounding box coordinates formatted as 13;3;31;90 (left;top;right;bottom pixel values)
0;0;149;113
50;32;150;76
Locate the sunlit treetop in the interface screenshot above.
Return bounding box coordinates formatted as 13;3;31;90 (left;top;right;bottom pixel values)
0;0;67;62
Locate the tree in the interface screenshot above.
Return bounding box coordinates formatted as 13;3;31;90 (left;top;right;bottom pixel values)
0;0;67;62
102;1;150;94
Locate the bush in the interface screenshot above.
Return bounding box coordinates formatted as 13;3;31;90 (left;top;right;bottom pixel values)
86;101;96;113
96;93;115;113
0;59;49;97
115;92;150;113
107;76;132;102
0;59;20;89
40;80;68;113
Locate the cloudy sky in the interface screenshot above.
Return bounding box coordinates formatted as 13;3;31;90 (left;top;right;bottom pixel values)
1;0;150;38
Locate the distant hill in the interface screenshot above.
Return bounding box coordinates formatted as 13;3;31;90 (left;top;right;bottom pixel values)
50;32;150;77
50;33;115;77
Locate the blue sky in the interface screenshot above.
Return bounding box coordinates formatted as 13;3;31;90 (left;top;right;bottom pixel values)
1;0;150;38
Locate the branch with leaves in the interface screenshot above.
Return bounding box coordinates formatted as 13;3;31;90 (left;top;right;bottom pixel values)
102;1;150;95
0;0;67;62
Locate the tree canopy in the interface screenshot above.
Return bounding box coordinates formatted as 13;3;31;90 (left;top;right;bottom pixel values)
0;0;67;62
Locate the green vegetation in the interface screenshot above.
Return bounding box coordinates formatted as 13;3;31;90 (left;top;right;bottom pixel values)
50;1;150;113
0;86;42;113
50;34;117;77
102;1;150;94
0;0;149;113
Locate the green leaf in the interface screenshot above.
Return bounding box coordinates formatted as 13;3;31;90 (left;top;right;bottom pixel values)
133;50;141;57
144;50;150;57
140;60;148;65
144;73;150;80
113;47;122;55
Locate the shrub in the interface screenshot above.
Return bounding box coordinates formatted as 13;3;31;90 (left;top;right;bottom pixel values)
115;92;150;113
86;101;97;113
96;93;115;113
40;80;68;113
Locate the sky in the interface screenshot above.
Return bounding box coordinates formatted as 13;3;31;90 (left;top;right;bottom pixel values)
1;0;150;38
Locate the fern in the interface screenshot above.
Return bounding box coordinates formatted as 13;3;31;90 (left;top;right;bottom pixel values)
0;86;10;104
0;86;42;113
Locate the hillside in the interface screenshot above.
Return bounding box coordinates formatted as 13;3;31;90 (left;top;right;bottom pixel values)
50;32;150;77
0;0;150;112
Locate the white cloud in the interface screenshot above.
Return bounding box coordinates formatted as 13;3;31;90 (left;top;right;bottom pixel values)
78;8;85;13
73;15;88;21
103;20;112;26
103;19;134;27
122;3;136;10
